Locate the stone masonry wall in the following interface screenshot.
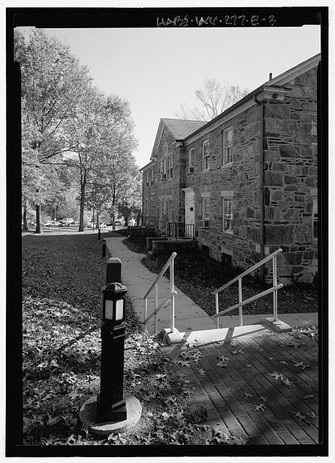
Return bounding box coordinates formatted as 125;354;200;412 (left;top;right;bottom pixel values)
184;66;318;284
143;65;318;284
263;67;318;283
142;127;184;230
185;104;263;271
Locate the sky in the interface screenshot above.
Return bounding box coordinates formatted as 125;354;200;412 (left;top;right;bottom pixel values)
37;25;321;170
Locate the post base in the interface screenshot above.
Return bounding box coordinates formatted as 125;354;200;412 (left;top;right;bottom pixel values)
79;393;142;437
95;397;127;424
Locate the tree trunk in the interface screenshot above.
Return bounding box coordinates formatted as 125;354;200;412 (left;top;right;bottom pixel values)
22;201;29;231
112;189;116;231
136;209;141;226
79;172;86;232
96;208;100;229
35;204;43;234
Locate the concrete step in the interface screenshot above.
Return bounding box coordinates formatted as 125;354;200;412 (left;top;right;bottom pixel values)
161;317;292;345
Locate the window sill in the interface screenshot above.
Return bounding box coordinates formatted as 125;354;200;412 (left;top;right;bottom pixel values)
221;162;233;169
222;230;233;236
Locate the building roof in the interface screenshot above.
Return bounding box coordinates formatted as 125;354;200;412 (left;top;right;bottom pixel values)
183;53;321;143
142;53;321;168
161;118;206;140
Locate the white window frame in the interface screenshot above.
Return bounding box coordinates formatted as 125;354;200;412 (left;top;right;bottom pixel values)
160;159;167;180
223;127;233;165
221;191;234;234
201;193;210;228
168;156;173;178
188;148;195;173
202;140;210;171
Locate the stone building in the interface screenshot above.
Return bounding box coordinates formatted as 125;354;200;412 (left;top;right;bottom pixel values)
141;54;320;284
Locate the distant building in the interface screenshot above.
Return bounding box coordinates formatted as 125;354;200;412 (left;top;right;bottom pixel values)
141;54;320;284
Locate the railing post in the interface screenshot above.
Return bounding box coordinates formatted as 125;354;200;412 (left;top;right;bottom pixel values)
215;292;219;329
273;254;278;321
155;283;158;334
144;298;148;332
170;256;175;333
238;278;243;326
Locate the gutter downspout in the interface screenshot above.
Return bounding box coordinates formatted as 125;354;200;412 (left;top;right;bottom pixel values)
254;95;265;281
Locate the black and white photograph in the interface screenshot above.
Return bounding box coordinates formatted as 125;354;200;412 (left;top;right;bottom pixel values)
5;2;330;459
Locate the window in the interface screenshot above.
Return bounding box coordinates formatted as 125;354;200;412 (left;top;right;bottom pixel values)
160;160;167;179
168;156;173;178
311;120;317;136
221;191;234;233
201;195;210;228
223;127;233;165
188;148;195;173
202;140;210;171
311;120;317;157
313;197;318;239
160;199;166;218
150;168;154;184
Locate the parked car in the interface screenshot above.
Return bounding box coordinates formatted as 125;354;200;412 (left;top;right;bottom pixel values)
45;220;61;227
60;218;75;226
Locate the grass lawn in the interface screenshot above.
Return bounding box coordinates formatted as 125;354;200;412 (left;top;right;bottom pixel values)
123;236;318;316
21;232;230;447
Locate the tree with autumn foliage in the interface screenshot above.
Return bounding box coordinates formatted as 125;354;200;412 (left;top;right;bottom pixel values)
15;28;91;232
62;86;138;231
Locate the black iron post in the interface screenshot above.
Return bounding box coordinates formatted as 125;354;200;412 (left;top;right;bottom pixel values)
102;239;106;257
98;228;101;240
96;282;127;424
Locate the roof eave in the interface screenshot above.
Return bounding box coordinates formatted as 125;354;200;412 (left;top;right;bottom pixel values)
183;86;263;142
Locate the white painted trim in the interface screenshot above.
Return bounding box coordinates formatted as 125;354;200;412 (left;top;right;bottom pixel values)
140;160;155;172
268;54;321;87
184;99;256;146
221;247;233;256
150;120;165;160
220;191;234;197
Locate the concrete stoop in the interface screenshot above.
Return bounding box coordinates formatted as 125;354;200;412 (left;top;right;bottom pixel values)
159;317;292;346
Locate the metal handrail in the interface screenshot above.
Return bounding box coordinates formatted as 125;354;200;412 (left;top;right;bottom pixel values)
143;252;177;334
213;248;283;328
213;248;283;295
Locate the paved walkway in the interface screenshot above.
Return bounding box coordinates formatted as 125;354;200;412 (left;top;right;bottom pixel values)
105;235;319;445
